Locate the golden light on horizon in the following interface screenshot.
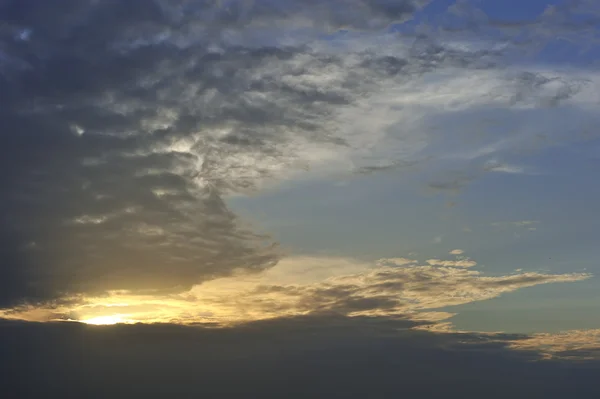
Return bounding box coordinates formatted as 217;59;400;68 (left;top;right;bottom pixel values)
81;314;127;325
0;255;592;337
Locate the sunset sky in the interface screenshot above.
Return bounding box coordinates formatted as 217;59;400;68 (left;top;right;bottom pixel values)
1;0;600;397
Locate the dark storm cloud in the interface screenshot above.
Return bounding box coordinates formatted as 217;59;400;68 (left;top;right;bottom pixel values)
0;0;437;307
1;316;600;398
0;0;501;307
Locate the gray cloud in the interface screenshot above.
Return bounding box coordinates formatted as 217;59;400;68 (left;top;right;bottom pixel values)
0;0;598;308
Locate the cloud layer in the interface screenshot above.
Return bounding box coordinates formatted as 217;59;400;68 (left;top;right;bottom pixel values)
2;254;589;331
2;315;600;398
1;0;599;307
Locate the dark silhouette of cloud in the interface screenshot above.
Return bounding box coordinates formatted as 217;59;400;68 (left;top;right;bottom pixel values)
1;316;600;398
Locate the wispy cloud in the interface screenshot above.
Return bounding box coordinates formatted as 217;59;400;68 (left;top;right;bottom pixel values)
425;258;477;268
510;329;600;360
492;220;540;231
484;163;527;174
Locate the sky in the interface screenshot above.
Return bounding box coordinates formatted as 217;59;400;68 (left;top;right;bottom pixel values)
1;0;600;397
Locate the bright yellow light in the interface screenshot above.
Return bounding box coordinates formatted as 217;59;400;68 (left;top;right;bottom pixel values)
81;314;126;325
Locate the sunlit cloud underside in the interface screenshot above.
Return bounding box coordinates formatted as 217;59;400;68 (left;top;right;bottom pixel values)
3;252;596;359
2;254;588;324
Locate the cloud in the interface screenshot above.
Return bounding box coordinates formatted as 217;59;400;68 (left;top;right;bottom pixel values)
449;249;464;255
2;315;600;398
376;257;418;266
425;258;477;267
509;329;600;361
484;161;527;174
2;254;589;328
492;221;540;230
0;0;599;307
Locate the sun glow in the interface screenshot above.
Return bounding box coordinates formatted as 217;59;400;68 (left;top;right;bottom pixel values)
82;314;127;325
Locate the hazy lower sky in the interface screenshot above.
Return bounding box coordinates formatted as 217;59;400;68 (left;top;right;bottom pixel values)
1;1;600;398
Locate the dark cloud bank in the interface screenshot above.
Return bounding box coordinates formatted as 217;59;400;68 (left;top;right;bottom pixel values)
0;0;435;307
2;316;600;399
